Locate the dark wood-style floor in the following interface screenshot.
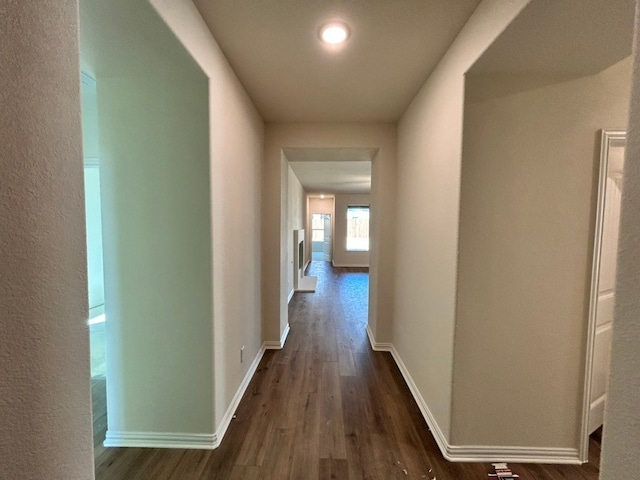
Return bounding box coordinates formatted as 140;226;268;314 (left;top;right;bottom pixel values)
93;262;602;479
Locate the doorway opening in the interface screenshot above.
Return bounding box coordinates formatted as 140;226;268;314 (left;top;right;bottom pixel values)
81;72;108;448
583;130;626;456
311;213;332;262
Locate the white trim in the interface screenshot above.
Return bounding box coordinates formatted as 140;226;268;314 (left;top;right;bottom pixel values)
332;262;370;268
445;445;581;464
105;345;268;450
287;289;295;304
387;344;450;458
366;326;581;464
580;129;627;462
365;324;391;351
104;431;217;450
263;323;290;350
87;313;105;326
213;345;266;447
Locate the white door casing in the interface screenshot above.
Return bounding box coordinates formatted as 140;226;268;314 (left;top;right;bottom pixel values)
323;214;332;261
581;130;626;460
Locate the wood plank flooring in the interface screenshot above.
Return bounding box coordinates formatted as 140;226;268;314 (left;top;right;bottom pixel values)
92;375;107;448
93;262;602;479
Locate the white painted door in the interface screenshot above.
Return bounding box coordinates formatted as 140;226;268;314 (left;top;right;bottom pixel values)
589;139;625;434
323;214;332;261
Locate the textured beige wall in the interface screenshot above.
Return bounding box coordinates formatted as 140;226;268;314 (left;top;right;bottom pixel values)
264;123;396;343
0;1;95;478
150;0;265;429
453;58;632;449
333;194;371;268
394;0;531;441
287;165;307;295
600;2;640;475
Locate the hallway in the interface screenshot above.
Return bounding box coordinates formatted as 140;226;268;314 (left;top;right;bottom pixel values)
94;262;602;479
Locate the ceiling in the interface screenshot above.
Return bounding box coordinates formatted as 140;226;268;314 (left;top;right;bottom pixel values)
192;0;481;122
469;0;635;78
289;161;371;194
190;0;635;192
285;148;375;194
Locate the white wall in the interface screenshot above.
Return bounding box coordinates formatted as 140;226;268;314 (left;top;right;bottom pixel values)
333;194;371;268
600;2;640;475
0;1;95;477
393;0;530;442
264;123;396;344
453;58;632;450
151;0;265;431
82;0;214;441
287;165;307;295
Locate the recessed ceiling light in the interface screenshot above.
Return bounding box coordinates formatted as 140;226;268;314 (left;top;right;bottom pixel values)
320;23;349;45
320;194;325;199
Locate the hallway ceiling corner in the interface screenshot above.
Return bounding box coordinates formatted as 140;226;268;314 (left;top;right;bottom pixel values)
192;0;482;122
285;147;373;194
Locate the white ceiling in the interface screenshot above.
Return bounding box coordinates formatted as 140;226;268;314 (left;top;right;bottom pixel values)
469;0;635;78
285;148;375;194
192;0;481;122
190;0;635;192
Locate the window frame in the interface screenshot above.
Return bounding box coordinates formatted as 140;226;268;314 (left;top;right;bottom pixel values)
346;205;370;252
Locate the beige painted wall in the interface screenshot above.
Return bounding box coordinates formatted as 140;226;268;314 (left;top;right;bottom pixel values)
453;58;632;449
394;0;531;441
151;0;265;429
0;1;95;477
600;3;640;476
287;165;307;296
333;194;371;268
264;123;396;344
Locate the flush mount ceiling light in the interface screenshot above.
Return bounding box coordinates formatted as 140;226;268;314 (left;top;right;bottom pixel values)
320;23;349;45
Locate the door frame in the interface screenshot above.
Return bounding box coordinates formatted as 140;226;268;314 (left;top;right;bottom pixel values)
580;129;626;461
322;213;332;261
311;212;333;261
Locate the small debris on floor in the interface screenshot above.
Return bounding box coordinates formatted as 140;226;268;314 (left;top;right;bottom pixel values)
488;463;519;479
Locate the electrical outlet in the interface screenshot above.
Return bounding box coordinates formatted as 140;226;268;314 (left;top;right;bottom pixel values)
241;345;245;363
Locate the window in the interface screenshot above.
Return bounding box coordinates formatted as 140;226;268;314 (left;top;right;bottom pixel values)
312;214;325;242
346;206;369;251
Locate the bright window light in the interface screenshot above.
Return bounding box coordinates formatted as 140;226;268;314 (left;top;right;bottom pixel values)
346;206;369;252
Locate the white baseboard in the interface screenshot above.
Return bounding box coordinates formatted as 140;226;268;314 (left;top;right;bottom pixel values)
263;323;290;350
104;431;217;450
386;341;450;458
104;323;294;452
287;289;294;304
332;262;369;268
445;445;580;464
213;345;266;448
105;345;268;451
365;326;581;465
365;324;392;351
